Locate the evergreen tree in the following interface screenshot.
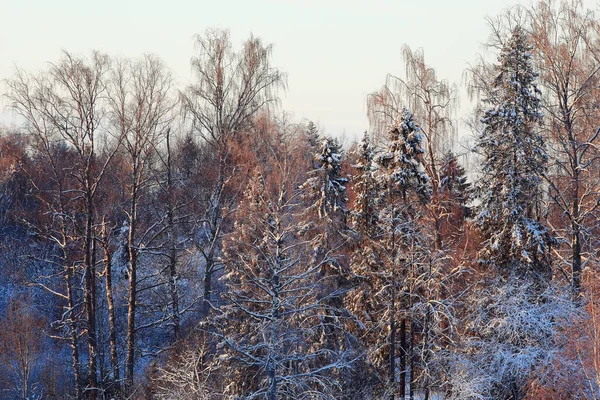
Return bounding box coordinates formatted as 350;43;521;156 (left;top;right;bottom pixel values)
475;26;552;279
351;132;380;238
348;109;433;398
439;151;471;209
377;109;431;205
438;150;472;234
303;136;349;220
216;170;352;400
452;27;567;400
305;120;321;170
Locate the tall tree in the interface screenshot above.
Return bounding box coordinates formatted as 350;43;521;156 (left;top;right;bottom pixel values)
107;54;175;391
528;0;600;296
6;51;116;399
474;26;553;279
302;136;348;220
181;29;286;317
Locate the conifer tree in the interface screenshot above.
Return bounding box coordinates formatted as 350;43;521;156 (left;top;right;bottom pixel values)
351;132;379;238
475;26;552;279
438;151;472;241
451;27;566;400
348;109;432;398
303;136;349;220
216;168;352;400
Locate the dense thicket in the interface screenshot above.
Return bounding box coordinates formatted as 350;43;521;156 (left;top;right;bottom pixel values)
2;2;600;399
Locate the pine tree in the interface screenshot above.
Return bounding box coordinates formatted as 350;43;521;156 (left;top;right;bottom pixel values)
377;109;431;205
475;26;552;279
438;151;472;238
351;132;379;238
303;136;349;220
216;170;352;400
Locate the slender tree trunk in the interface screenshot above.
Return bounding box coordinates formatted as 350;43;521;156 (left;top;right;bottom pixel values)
166;133;180;339
168;247;180;340
101;221;120;392
66;263;81;400
390;290;396;400
409;320;415;400
389;200;397;400
126;175;139;391
83;188;98;400
400;318;407;400
572;180;582;298
202;167;224;317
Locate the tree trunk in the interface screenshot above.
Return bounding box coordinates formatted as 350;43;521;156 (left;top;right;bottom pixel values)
409;320;415;400
166;133;180;339
101;221;120;392
66;263;81;400
400;318;407;400
125;177;139;391
202;167;224;317
83;189;98;400
572;182;582;298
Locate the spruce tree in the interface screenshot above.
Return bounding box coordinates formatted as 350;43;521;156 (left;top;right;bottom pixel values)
439;150;471;209
351;132;379;238
348;109;433;397
303;136;349;220
439;150;472;234
377;109;431;205
452;27;565;400
475;26;552;279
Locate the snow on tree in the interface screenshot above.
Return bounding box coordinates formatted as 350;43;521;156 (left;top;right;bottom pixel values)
439;150;471;210
377;108;432;205
302;136;349;220
347;109;436;398
474;26;553;279
350;132;380;239
305;121;321;170
446;277;581;400
213;162;354;399
438;150;472;242
448;26;579;400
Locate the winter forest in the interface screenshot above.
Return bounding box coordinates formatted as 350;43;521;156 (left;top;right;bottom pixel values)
3;1;600;399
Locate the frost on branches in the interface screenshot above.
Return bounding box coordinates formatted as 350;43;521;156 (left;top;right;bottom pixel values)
303;136;349;220
447;278;580;400
474;26;553;279
214;168;354;400
347;109;440;397
351;132;379;238
377;108;431;205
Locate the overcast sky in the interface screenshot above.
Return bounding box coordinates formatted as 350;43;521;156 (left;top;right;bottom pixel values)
2;0;587;141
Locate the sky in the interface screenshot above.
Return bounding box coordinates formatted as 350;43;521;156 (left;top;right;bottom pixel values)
0;0;585;142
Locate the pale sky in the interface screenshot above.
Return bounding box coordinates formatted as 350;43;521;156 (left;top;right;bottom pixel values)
1;0;590;141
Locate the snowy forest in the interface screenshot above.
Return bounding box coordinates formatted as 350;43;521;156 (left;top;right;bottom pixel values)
2;1;600;399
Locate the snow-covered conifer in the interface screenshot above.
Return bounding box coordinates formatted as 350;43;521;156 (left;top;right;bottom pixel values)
475;26;552;278
439;150;471;209
216;167;353;399
351;132;379;238
303;136;349;219
377;108;431;204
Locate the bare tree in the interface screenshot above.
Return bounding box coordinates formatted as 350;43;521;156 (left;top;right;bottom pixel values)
181;28;286;316
107;54;175;392
527;0;600;296
6;51;116;399
216;133;354;400
0;299;47;400
368;46;457;249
